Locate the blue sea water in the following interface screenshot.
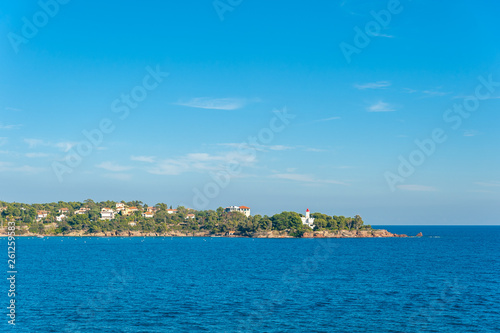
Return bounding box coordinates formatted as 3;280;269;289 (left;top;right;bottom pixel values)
1;226;499;332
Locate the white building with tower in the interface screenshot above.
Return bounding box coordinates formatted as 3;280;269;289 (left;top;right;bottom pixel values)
301;208;315;229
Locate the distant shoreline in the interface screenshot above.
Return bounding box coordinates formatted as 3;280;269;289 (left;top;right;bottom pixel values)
0;200;424;239
1;229;422;239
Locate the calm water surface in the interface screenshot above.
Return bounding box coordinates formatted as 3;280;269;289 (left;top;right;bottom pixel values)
1;226;499;332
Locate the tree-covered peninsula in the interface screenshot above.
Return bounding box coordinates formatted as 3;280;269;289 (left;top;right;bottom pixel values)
0;200;408;238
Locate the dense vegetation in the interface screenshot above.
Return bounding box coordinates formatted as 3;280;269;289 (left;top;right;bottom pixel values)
0;200;371;237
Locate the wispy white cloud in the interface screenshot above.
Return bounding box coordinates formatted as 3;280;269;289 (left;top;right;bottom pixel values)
24;139;77;152
54;142;77;152
397;184;437;192
220;143;327;154
453;94;500;100
150;144;328;178
371;33;394;38
217;143;294;152
147;151;256;175
268;145;293;151
404;88;450;97
4;107;22;112
335;165;354;169
305;147;327;152
14;165;46;173
474;181;500;187
25;152;50;158
271;173;348;185
421;90;450;97
96;161;133;172
367;101;395;112
24;138;45;148
0;162;45;174
176;97;248;110
469;189;495;194
403;88;418;94
313;116;341;123
131;155;156;163
102;173;132;181
0;123;22;130
147;160;188;176
354;81;391;90
463;130;480;137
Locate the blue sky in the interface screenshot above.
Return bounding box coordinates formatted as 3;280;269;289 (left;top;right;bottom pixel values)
1;0;499;224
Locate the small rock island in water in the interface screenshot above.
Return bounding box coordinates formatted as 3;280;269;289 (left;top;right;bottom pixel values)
0;200;420;238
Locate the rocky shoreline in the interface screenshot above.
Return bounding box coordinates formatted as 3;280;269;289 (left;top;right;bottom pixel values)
1;229;422;238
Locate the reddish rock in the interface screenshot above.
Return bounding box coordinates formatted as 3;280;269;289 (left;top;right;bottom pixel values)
416;232;423;237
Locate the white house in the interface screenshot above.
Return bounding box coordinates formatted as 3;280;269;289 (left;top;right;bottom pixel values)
36;210;49;221
186;213;195;219
225;205;251;217
58;208;69;214
142;211;154;218
75;208;90;215
301;209;315;229
166;209;178;214
56;214;67;222
116;203;126;211
100;208;115;220
122;206;139;216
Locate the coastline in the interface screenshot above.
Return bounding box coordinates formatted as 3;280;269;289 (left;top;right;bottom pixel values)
1;228;420;238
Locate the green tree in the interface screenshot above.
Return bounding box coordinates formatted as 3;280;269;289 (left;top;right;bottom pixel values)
314;218;327;230
87;224;101;234
29;223;45;234
271;212;302;231
84;199;96;209
335;216;347;230
353;215;364;230
156;224;167;234
155;203;167;211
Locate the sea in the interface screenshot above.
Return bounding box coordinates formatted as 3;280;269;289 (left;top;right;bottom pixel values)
1;226;499;332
